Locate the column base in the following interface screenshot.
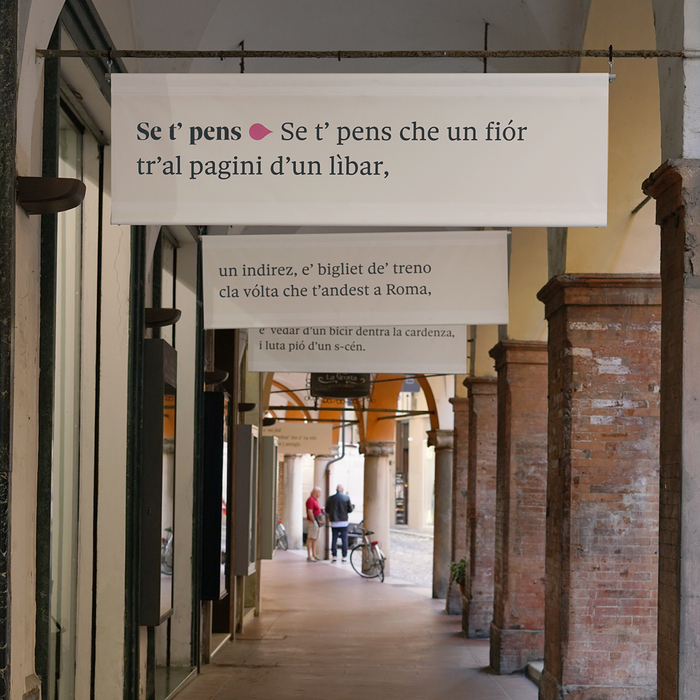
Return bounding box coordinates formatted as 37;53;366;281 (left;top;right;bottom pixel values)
489;623;543;674
539;669;656;700
446;582;461;615
461;595;492;638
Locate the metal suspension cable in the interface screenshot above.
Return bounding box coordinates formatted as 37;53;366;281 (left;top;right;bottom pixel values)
36;48;693;60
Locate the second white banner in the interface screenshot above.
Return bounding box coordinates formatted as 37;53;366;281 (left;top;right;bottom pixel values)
201;230;509;329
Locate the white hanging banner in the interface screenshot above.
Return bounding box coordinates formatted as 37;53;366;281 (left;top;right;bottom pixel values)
110;73;608;227
201;231;509;329
248;325;467;374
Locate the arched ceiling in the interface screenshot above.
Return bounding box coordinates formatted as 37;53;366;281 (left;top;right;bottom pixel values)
94;0;593;76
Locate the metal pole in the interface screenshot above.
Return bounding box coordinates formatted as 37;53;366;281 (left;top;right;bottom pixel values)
35;48;690;60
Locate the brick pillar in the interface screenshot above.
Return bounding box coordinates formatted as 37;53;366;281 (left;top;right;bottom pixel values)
643;161;700;700
428;429;454;599
488;341;548;674
447;397;469;614
537;275;660;700
462;377;498;638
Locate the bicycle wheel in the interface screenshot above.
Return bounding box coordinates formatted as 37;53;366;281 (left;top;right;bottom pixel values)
276;526;288;550
350;544;381;578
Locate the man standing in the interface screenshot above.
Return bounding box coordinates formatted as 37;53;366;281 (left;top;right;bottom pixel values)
305;487;322;562
325;484;354;563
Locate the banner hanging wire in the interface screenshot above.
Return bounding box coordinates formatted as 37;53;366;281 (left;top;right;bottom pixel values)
36;48;692;60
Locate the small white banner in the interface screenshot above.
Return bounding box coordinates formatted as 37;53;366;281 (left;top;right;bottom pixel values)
262;422;333;456
201;231;508;329
248;325;467;374
110;73;608;227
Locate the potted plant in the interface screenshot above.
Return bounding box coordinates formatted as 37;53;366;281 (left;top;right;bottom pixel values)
450;557;467;595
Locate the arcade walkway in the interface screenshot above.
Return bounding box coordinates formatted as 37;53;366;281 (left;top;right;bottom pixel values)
175;551;538;700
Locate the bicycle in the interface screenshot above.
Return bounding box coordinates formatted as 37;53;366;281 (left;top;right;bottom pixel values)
349;526;385;582
275;521;288;550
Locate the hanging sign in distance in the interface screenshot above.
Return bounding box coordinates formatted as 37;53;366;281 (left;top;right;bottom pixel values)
261;422;333;456
110;73;608;227
201;230;509;329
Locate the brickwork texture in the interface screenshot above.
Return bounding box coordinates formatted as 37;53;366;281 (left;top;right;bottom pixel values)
489;341;548;674
538;275;660;700
463;378;498;638
447;397;469;615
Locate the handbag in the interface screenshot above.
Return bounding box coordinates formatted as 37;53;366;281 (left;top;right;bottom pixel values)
316;511;327;526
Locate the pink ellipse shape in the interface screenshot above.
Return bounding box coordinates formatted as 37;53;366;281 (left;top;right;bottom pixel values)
249;123;273;140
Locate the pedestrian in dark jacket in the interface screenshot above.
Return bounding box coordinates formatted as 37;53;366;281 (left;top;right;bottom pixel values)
325;485;354;562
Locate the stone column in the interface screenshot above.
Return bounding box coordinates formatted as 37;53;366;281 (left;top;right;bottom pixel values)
488;341;548;674
313;455;333;559
537;275;661;700
282;454;304;550
644;162;700;700
447;398;469;615
428;429;454;600
463;378;498;638
360;441;394;576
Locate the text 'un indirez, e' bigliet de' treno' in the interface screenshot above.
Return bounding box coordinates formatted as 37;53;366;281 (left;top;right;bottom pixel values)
216;261;434;300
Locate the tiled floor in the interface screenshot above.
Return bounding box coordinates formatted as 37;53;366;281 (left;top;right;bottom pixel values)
175;551;538;700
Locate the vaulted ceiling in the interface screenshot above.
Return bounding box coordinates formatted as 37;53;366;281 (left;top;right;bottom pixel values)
96;0;593;75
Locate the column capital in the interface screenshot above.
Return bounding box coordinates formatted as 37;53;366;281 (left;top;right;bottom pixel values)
449;397;469;412
462;376;497;396
537;274;661;321
427;429;454;451
642;159;700;206
359;440;395;457
489;340;548;371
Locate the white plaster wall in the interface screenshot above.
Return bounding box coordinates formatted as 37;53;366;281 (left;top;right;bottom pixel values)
473;325;498;377
652;0;700;160
11;3;65;698
508;228;549;342
94;150;131;700
407;412;434;530
74;134;102;700
426;374;455;431
11;190;41;700
567;0;661;274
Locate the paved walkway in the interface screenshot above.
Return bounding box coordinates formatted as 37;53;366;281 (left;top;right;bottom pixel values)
176;551;538;700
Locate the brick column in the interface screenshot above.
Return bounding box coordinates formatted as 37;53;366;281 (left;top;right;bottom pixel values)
488;341;548;674
643;161;700;700
462;377;498;638
447;397;469;614
537;275;660;700
428;429;454;600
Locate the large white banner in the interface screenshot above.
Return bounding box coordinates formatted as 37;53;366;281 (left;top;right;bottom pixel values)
201;231;508;329
111;73;608;227
248;325;467;374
